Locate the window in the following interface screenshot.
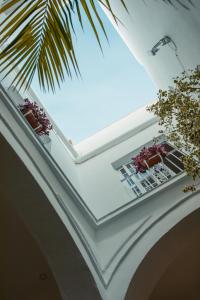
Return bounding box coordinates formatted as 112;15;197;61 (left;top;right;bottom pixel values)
119;142;184;198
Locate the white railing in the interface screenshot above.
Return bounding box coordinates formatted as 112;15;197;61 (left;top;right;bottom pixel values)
119;143;184;198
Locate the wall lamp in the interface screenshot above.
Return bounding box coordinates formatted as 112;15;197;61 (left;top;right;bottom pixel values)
150;36;172;56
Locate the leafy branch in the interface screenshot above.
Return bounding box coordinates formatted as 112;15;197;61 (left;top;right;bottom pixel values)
148;68;200;192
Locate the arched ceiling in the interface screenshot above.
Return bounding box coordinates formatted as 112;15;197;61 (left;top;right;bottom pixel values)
0;194;62;300
125;208;200;300
149;239;200;300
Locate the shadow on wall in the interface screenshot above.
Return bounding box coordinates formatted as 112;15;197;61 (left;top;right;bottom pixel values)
125;208;200;300
0;133;101;300
0;194;62;300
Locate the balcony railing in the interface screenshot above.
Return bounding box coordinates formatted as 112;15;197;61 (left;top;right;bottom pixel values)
119;142;184;198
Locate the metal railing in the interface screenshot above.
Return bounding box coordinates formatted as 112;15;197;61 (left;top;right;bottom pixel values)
119;143;184;198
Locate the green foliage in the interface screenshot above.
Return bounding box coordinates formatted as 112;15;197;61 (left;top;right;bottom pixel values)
148;68;200;192
0;0;127;92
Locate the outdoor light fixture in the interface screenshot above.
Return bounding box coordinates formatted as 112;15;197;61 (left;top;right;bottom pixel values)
150;36;172;56
150;35;186;72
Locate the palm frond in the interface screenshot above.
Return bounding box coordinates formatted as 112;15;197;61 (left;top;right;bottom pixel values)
0;0;75;91
0;0;127;92
162;0;193;9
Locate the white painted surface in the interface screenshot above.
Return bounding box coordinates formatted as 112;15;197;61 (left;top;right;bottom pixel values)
101;0;200;89
75;106;155;155
0;70;81;194
2;88;199;300
1;2;200;299
75;120;163;219
1;61;164;221
0;74;191;223
2;0;200;220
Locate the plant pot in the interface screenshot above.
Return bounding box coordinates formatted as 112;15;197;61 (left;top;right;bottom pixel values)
142;154;162;169
23;109;43;134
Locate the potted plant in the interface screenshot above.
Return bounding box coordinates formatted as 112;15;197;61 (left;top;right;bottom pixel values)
18;99;53;135
132;144;168;173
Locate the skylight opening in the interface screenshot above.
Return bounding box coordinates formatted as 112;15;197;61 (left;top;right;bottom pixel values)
30;3;156;145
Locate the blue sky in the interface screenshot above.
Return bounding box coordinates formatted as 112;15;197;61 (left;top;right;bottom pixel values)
31;4;156;143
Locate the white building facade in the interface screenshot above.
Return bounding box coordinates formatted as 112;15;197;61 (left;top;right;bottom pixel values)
102;0;200;88
1;1;200;299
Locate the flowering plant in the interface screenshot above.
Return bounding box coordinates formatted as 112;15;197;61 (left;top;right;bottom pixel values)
132;144;168;173
19;99;53;135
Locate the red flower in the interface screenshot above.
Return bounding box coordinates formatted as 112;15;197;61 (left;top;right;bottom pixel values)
19;99;53;135
132;144;167;173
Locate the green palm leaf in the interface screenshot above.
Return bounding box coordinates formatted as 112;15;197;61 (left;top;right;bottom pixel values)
0;0;192;92
162;0;193;9
0;0;127;92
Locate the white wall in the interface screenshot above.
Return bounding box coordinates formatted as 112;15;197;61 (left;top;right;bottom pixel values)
75;108;161;220
101;0;200;89
1;58;163;221
0;1;81;193
0;71;81;194
2;0;199;222
2;2;200;299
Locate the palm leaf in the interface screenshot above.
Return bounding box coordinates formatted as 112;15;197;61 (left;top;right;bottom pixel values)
162;0;193;9
0;0;127;92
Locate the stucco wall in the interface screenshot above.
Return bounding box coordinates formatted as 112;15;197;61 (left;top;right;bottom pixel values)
101;0;200;89
75;108;162;220
0;73;81;194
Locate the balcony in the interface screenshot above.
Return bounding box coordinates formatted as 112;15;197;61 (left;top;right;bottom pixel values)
119;142;185;198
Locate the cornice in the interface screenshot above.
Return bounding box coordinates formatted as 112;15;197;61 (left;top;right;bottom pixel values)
74;118;159;164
